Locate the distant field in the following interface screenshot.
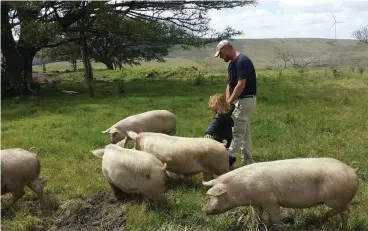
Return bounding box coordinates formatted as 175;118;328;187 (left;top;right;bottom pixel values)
33;38;368;73
2;60;368;230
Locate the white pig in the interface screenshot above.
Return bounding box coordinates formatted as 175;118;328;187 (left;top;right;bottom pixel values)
91;143;168;202
1;147;46;207
124;131;229;181
102;110;176;144
202;157;359;230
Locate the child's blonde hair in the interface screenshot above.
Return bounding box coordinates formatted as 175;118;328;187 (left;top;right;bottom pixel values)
208;93;230;114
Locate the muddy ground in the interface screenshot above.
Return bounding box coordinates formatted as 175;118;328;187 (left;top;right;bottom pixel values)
1;175;295;231
1;191;126;231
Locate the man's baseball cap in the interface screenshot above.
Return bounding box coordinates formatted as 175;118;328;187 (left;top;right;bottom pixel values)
214;39;231;57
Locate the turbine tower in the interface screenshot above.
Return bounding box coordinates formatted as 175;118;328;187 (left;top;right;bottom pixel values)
330;13;343;39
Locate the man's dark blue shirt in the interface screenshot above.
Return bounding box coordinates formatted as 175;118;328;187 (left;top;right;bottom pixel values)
227;54;257;98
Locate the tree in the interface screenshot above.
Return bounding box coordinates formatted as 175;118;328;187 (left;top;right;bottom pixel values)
47;42;80;72
275;40;291;69
1;1;93;97
35;48;49;73
88;19;172;70
89;18;215;70
352;25;368;44
1;1;258;98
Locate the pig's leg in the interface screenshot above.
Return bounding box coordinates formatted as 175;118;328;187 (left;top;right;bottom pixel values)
28;179;44;207
339;207;350;230
10;186;26;205
322;207;347;222
252;205;264;223
263;205;283;231
323;198;350;225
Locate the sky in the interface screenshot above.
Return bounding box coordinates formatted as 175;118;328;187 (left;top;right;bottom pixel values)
208;0;368;39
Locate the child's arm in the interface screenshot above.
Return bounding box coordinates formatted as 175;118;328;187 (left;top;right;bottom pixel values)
204;117;221;137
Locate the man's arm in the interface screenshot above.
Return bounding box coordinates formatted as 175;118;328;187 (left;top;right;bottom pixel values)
226;84;231;100
227;80;245;104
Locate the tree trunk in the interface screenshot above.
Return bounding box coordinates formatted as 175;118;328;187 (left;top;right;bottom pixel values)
1;3;38;98
70;59;77;72
1;49;38;98
42;62;46;73
102;59;114;70
80;32;94;97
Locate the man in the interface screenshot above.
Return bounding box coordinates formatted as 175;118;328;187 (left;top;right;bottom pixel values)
214;39;257;168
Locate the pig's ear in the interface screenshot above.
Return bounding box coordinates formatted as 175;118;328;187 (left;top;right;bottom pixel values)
102;128;110;134
202;180;214;187
126;130;138;140
109;127;119;135
91;149;105;158
206;183;227;196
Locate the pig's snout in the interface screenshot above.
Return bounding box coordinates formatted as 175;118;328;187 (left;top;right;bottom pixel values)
204;207;220;215
203;203;220;215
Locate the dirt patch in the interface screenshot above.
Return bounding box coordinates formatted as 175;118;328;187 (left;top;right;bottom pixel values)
46;191;126;231
1;190;126;231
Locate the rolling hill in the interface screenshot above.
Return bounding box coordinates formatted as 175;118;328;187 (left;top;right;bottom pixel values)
33;38;368;72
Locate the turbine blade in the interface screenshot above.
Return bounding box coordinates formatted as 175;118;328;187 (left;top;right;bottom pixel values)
331;23;336;29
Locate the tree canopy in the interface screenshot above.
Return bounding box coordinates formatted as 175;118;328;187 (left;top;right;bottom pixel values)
353;25;368;44
1;0;258;98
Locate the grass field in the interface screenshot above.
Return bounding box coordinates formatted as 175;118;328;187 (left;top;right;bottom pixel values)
1;61;368;231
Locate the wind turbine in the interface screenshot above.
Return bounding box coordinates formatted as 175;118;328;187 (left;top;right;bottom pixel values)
330;13;343;39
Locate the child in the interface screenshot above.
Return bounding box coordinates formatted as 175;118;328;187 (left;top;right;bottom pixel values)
204;93;236;168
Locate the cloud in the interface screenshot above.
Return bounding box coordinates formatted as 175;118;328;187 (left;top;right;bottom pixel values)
208;0;368;39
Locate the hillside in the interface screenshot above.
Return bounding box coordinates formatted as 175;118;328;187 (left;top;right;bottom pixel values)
33;38;368;72
167;38;368;69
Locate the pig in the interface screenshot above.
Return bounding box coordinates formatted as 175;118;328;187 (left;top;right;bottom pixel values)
202;157;359;230
91;143;168;202
124;131;229;181
1;147;46;207
102;110;176;144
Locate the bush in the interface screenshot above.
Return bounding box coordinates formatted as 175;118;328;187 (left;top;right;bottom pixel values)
193;74;205;86
330;66;343;78
358;65;365;75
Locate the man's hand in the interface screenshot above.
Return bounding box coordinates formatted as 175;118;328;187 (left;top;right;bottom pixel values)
228;79;245;103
